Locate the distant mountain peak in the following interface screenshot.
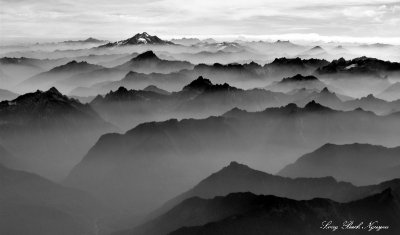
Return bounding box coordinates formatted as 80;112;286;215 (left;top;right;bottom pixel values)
311;46;323;50
224;107;247;116
134;50;158;60
183;76;213;91
83;37;103;43
365;94;375;99
91;86;144;104
198;161;270;186
319;87;339;97
304;100;332;111
46;87;61;95
63;37;105;43
116;86;129;93
226;161;250;170
61;60;90;67
45;60;101;74
1;87;104;125
143;85;170;95
321;87;331;93
99;32;173;47
67;60;78;65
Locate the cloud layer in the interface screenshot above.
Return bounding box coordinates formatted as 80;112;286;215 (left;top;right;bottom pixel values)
0;0;399;42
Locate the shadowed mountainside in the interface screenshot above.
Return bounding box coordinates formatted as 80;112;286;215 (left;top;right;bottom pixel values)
279;143;400;185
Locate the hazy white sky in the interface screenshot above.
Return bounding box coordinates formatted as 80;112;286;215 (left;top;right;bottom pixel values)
1;0;400;43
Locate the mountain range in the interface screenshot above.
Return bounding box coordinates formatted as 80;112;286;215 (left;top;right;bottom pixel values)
16;51;194;93
88;76;289;130
314;57;399;97
114;161;400;235
279;143;400;185
0;87;114;180
149;161;400;222
19;61;104;92
2;33;400;234
291;87;400;115
316;56;400;79
65;101;400;215
164;190;400;235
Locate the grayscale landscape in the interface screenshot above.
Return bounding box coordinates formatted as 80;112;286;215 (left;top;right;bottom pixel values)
1;0;400;234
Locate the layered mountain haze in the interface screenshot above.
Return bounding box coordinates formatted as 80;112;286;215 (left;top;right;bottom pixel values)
66;101;400;216
36;54;400;101
143;85;171;95
64;37;107;44
1;21;400;234
291;88;400;115
266;74;328;92
298;46;330;59
103;63;256;94
342;95;400;115
89;76;289;130
279;143;400;185
171;38;202;46
291;87;345;107
167;190;400;235
0;87;115;179
90;86;168;130
115;50;193;74
116;187;400;235
0;57;64;89
148;162;400;222
266;57;329;78
18;60;104;93
316;57;400;79
93;70;191;94
315;57;400;97
59;67;127;92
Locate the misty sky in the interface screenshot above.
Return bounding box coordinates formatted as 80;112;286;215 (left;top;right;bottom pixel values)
1;0;400;43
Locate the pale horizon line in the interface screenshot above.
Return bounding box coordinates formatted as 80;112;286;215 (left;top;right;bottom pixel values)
2;33;400;46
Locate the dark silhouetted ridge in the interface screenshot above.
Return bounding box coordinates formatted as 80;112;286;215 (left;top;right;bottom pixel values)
280;74;319;83
270;57;304;67
183;76;213;91
133;51;158;60
304;100;332;111
46;86;62;95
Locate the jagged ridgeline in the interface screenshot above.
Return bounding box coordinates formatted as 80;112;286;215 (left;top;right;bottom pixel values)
0;87;115;179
